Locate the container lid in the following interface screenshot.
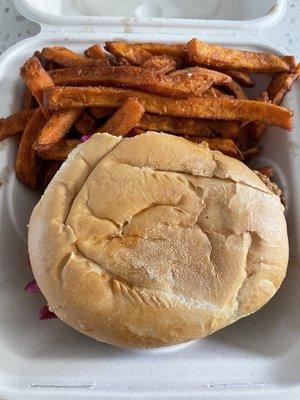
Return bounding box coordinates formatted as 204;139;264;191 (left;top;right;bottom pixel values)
14;0;287;32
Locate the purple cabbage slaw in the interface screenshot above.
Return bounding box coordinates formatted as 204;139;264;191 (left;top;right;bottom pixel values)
25;276;57;320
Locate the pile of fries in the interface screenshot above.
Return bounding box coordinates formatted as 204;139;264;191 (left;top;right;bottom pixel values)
0;39;299;190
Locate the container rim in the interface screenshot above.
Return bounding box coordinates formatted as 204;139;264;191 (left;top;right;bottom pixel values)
14;0;287;32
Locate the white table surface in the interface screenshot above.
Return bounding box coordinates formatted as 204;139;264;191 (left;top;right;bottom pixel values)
0;0;299;57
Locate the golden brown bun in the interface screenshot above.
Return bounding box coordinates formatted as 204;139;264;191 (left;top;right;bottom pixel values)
28;132;288;348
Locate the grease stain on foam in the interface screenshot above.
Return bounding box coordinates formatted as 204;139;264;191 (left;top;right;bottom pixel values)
0;165;9;187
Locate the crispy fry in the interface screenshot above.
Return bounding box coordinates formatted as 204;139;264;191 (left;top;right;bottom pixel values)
141;55;178;74
38;139;80;160
204;87;234;99
106;41;152;65
242;147;261;161
20;56;54;117
209;121;241;138
84;44;107;60
188;137;243;159
224;80;247;99
41;47;109;68
267;63;300;105
169;67;247;99
138;114;215;137
246;64;300;142
127;127;146;137
106;42;180;71
169;67;232;85
116;57;132;66
244;92;270;141
223;70;255;88
247;121;267;142
88;107;114;119
74;111;96;135
136;43;186;58
38;160;62;190
138;114;240;138
50;65;213;98
98;98;145;136
15;108;46;188
257;166;273;178
35;108;82;148
46;62;58;71
22;88;34;110
0;109;36;141
44;86;293;130
187;38;296;73
257;92;270;102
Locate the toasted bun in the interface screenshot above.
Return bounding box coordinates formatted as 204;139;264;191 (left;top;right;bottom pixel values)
28;132;288;348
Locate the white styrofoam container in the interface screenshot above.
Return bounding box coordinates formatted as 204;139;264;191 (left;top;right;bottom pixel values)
0;0;300;398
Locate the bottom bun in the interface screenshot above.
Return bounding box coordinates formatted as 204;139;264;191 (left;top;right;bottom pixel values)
28;132;288;348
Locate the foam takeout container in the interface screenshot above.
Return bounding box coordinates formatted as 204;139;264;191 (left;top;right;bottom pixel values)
0;0;299;398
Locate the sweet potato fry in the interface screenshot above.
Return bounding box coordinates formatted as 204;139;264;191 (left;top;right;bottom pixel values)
187;38;296;73
188;137;243;159
116;57;132;66
257;92;270;102
20;56;54;117
97;98;145;136
84;44;107;60
74;111;96;135
38;160;62;190
88;107;114;119
44;86;293;130
204;87;234;100
247;121;267;142
136;43;186;58
38;139;80;161
247;64;300;141
35;108;83;148
209;121;241;138
45;62;58;71
141;55;178;74
242;147;261;161
106;41;152;65
223;70;255;88
245;92;270;141
21;56;88;147
22;88;34;110
50;65;212;98
15;108;46;188
137;114;215;137
168;67;232;85
106;42;180;71
257;166;273;178
224;80;247;99
41;47;109;68
0;109;36;141
169;67;247;99
267;63;300;105
127;127;146;137
138;114;240;138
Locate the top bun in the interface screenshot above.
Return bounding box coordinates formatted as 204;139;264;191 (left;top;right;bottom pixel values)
28;132;288;348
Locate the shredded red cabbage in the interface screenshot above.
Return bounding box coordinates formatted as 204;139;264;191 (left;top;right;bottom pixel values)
81;134;92;142
38;304;57;320
25;279;41;294
26;257;57;319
